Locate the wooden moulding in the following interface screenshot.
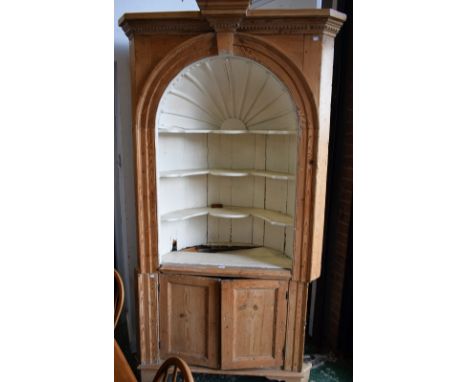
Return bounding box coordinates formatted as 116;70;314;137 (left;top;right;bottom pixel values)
284;280;309;372
131;33;217;274
160;263;292;281
132;30;326;281
137;273;159;365
231;33;318;284
216;31;234;54
118;9;346;37
140;362;312;382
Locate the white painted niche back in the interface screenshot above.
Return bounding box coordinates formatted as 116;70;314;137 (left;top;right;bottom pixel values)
156;56;299;270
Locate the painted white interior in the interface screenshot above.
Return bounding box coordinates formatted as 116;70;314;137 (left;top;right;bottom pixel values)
162;247;292;269
156;56;299;269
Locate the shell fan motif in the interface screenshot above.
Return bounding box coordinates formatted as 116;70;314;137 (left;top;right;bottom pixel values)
156;56;298;132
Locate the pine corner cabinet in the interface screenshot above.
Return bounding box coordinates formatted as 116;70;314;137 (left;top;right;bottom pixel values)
119;2;346;382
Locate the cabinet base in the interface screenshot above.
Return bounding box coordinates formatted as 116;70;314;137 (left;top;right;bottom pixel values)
140;362;312;382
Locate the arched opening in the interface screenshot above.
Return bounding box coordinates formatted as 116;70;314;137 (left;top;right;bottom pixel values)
134;32;318;276
155;55;299;269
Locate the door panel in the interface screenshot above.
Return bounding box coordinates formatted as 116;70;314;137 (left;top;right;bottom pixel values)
221;279;288;369
159;274;220;368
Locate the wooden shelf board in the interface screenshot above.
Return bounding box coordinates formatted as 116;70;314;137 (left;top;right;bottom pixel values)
160;264;291;280
159;168;295;180
160;206;293;226
160;246;292;271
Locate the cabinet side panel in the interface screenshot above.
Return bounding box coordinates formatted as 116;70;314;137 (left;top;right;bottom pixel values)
138;273;159;365
284;280;308;372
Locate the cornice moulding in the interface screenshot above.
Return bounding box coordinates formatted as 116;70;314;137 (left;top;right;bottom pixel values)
118;9;346;38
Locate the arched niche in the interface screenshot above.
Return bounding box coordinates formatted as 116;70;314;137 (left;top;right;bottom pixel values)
134;32;319;278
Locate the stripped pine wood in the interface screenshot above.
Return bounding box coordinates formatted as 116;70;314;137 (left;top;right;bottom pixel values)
160;263;291;280
120;6;346;380
221;279;288;370
284;280;309;372
138;273;159;365
140;362;312;382
159;274;220;368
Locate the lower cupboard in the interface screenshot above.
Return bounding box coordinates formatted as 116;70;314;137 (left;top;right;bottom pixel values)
159;273;289;370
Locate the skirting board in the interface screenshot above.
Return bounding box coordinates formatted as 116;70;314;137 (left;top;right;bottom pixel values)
140;362;312;382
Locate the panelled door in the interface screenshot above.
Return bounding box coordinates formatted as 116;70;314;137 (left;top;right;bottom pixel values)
159;274;220;368
221;279;288;370
159;274;288;370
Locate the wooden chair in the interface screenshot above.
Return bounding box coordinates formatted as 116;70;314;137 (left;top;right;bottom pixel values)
114;269;194;382
152;357;194;382
115;269;137;382
115;269;125;329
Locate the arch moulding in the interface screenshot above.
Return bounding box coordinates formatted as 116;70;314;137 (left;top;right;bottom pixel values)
134;32;320;284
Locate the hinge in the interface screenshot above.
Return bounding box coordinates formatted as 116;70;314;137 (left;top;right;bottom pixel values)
158;340;161;349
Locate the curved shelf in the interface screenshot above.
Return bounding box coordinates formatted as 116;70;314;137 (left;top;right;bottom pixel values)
159;168;295;181
158;127;297;135
161;206;293;227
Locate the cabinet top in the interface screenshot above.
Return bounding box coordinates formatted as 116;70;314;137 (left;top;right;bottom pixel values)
119;8;346;38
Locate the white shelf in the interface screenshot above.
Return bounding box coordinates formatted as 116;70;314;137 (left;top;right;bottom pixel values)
159;168;295;180
161;206;293;227
158;127;297;135
160;246;292;270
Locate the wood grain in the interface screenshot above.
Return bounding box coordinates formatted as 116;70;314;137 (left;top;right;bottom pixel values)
159;274;220;368
137;273;159;365
283;280;309;372
160;263;291;280
121;6;345;378
141;362;312;382
221;279;288;370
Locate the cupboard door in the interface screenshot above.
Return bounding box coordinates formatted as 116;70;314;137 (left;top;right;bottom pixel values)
221;279;288;370
159;274;220;368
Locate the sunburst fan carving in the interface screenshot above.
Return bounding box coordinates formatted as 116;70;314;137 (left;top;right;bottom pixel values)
156;56;298;132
